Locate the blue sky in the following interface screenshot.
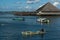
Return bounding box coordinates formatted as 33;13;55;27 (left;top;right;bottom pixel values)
0;0;60;11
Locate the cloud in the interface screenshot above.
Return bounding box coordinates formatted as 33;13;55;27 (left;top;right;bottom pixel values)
34;0;40;3
27;1;34;4
16;1;21;4
51;0;60;6
26;0;40;4
52;0;60;2
25;6;31;9
51;0;56;1
38;4;45;8
53;2;60;6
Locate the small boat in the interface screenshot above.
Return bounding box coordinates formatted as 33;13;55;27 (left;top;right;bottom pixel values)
21;31;46;35
37;18;49;23
12;17;25;21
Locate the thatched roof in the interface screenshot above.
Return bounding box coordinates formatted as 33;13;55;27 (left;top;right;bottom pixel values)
36;2;60;12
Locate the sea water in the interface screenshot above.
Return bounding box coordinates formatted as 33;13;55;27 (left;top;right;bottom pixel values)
0;13;60;40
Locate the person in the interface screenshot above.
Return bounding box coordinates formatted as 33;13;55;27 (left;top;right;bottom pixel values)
40;29;45;32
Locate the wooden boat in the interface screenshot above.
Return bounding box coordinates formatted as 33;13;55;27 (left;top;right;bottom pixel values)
21;31;46;35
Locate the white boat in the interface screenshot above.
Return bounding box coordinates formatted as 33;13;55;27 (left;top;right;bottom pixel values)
37;18;49;23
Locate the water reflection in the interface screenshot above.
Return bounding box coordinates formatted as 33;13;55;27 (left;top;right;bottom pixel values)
21;33;45;40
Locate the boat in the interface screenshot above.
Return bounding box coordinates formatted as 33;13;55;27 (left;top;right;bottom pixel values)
21;31;46;35
12;17;25;21
37;18;49;23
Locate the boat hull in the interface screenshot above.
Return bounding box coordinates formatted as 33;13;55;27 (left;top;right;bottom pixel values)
21;31;46;36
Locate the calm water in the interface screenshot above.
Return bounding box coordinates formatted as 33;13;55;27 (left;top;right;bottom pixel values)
0;13;60;40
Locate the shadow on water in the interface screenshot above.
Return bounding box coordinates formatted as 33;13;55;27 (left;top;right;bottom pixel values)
21;34;45;40
40;34;45;40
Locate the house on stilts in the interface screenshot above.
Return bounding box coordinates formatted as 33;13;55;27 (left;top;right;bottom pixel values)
15;2;60;16
36;2;60;16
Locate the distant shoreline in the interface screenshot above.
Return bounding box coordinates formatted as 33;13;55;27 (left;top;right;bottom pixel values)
14;12;60;16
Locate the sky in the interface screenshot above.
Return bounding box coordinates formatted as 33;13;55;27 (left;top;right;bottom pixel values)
0;0;60;11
